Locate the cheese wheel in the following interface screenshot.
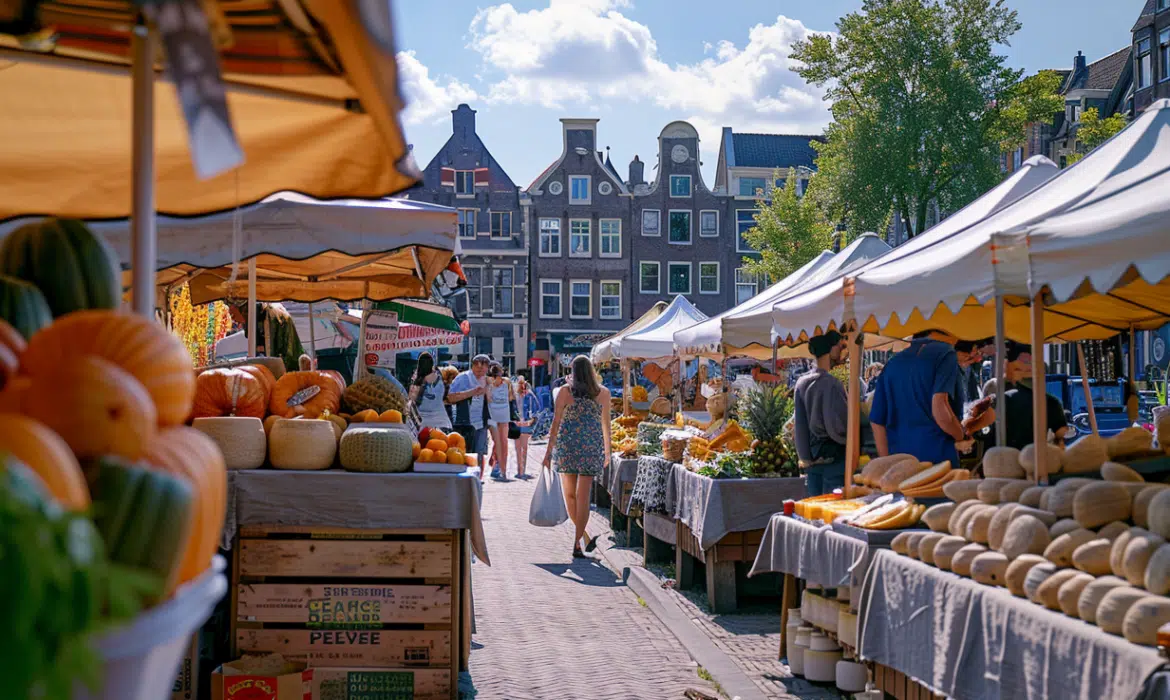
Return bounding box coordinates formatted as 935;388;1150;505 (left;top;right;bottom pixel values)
1101;461;1144;482
1035;569;1082;610
950;501;988;537
1134;484;1170;529
1124;532;1167;587
971;552;1010;586
1123;596;1170;646
977;478;1013;505
903;532;927;560
1011;506;1058;528
192;416;266;470
1057;572;1095;617
922;502;956;533
1149;490;1170;540
1146;543;1170;595
1041;489;1076;518
1044;528;1099;568
983;447;1024;478
1072;481;1132;530
1112;528;1144;578
1018;486;1048;508
268;419;337;470
917;533;946;566
1077;576;1130;624
878;460;929;493
1020;443;1064;477
1023;562;1059;603
1001;515;1052;560
1072;539;1113;575
951;543;988;577
1097;586;1153;635
1097;521;1130;541
1005;554;1047;598
988;504;1021;551
891;531;915;556
932;536;969;571
1049;519;1082;539
965;506;998;544
943;480;982;503
999;480;1032;504
1062;434;1108;474
858;453;917;486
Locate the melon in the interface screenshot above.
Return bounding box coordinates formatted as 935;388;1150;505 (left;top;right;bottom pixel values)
988;504;1021;551
1017;486;1047;508
951;543;988;577
1145;543;1170;595
192;417;266;470
950;501;987;537
0;274;52;340
1040;489;1076;518
999;480;1031;504
0;217;121;317
971;552;1010;586
1049;519;1082;539
917;533;946;565
1097;521;1131;541
1057;572;1095;617
1044;528;1098;568
1101;461;1144;482
891;531;914;555
1123;596;1170;645
1144;489;1170;537
1077;576;1130;624
983;447;1024;479
1035;568;1081;610
1005;554;1048;597
1124;532;1166;587
966;506;999;545
1054;477;1096;492
879;460;929;493
943;480;981;503
268;419;337;470
339;425;415;473
1097;586;1153;635
1111;528;1141;577
1022;562;1058;602
1061;434;1108;474
977;478;1012;504
1106;426;1153;459
903;532;927;560
1020;442;1064;477
1001;515;1052;559
1010;506;1058;528
932;536;968;571
1072;539;1113;575
922;502;956;532
1072;481;1132;529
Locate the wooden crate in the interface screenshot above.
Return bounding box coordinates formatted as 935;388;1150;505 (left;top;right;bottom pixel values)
237;583;452;625
871;662;947;700
239;539;452;579
236;629;451;667
312;667;452;700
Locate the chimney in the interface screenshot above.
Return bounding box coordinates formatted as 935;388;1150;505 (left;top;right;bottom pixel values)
452;104;476;138
1074;50;1086;75
629;155;645;186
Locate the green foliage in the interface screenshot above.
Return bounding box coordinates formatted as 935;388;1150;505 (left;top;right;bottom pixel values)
742;171;838;282
992;70;1066;151
792;0;1060;238
1067;107;1129;165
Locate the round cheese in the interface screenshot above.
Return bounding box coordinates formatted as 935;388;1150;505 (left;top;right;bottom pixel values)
1001;515;1052;560
971;552;1010;586
1057;572;1095;617
192;416;266;470
951;543;988;577
1123;596;1170;646
982;446;1024;479
923;502;956;533
1005;554;1048;598
1044;528;1099;568
1023;562;1059;603
268;419;337;470
1035;569;1082;610
1072;539;1114;575
988;504;1021;551
1097;586;1153;635
932;536;969;571
917;533;946;566
1072;481;1132;530
1124;531;1167;587
1077;576;1130;624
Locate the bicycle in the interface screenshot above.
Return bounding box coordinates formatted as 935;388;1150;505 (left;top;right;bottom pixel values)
530;408;554;443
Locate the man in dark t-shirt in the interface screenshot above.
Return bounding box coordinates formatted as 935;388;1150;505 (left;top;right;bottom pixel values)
995;379;1069;449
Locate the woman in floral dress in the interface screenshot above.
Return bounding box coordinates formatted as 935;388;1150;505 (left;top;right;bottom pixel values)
543;355;611;558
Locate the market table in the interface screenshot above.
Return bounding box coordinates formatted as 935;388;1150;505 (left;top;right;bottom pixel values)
608;455;642;539
223;469;489;700
667;466;806;612
857;549;1164;700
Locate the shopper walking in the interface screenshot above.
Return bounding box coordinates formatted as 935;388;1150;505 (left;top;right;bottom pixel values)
543;355;611;559
408;352;451;431
486;362;514;480
449;355;490;480
513;376;540;480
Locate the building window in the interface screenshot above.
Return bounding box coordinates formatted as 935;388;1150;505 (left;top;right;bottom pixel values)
1161;29;1170;82
457;209;477;239
699;210;719;238
570;280;591;319
600;219;621;257
736;209;759;253
1139;37;1153;89
668;262;691;295
641;209;660;236
735;267;759;304
600;281;621;320
465;266;483;314
490;211;512;239
492;268;513;315
1070;104;1082;123
569;219;591;257
455;170;474;195
669;175;692;197
1012;148;1022;171
699;262;719;294
539;280;562;319
539;218;560;256
739;177;766;196
569;175;591;204
669;210;692;244
639;262;660;294
1161;0;1169;11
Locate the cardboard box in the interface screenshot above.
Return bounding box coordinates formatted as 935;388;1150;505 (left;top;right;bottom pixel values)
170;634;199;700
311;668;452;700
211;654;313;700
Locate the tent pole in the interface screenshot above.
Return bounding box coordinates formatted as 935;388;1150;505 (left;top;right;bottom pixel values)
1076;343;1099;436
994;295;1007;446
1129;325;1139;423
354;283;371;380
308;301;317;366
130;23;157;318
772;337;778;375
843;330;862;498
247;257;257;357
622;359;631;415
1031;293;1048;484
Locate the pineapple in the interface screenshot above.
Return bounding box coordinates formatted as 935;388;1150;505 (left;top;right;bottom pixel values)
741;385;789;443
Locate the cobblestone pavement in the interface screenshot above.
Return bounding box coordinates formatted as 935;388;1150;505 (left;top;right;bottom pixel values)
467;444;715;700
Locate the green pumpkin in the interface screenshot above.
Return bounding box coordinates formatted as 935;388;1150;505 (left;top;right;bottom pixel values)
0;274;52;340
0;217;121;318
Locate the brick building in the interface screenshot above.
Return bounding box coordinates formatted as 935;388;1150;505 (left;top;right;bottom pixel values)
1132;0;1170;113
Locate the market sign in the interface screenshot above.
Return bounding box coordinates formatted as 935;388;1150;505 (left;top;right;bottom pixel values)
364;310;464;368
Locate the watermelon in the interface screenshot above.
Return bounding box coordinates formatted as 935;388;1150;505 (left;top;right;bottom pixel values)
0;274;52;340
0;218;121;318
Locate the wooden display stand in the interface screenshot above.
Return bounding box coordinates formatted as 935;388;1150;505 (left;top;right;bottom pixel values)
231;525;469;700
641;511;676;565
870;663;946;700
675;521;765;613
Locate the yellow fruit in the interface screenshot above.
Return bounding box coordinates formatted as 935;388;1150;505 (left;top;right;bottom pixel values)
447;448;464;465
412;442;421;459
419;448;434;463
447;432;466;450
379;409;403;423
430;429;447;443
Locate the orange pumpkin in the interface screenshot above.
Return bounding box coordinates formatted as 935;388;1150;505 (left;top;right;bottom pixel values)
269;371;341;419
322;369;346;394
141;426;227;584
192;368;268;418
23;310;196;426
0;413;89;510
24;355;157;460
238;363;277;396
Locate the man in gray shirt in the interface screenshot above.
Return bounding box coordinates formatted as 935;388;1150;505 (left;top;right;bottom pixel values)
793;331;850;496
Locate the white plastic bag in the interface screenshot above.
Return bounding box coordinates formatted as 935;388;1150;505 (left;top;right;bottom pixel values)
529;467;569;527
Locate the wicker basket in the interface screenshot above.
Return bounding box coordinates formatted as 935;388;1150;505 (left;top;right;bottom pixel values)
661;434;688;462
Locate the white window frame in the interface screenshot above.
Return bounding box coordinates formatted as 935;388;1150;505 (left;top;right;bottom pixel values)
669;174;692;198
641;209;661;237
599;218;622;258
1161;28;1170;82
569;175;592;205
736;208;760;254
738;176;766;197
699;210;719;238
457;208;477;239
538;217;561;257
492;268;514;316
538;279;562;319
668;209;692;245
490;211;513;240
454;170;475;197
464;264;484;315
668;262;692;295
600;280;622;320
735;266;759;304
699;262;720;295
639;261;661;295
569;219;592;258
569;279;592;319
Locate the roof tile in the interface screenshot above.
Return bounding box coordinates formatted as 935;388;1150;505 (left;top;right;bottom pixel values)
729;133;823;170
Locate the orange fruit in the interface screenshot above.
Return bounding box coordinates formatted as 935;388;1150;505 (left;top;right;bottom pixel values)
419;448;434;463
379;409;403;423
464;454;477;467
446;432;465;450
412;442;421;459
430;429;447;443
425;438;448;453
446;448;464;465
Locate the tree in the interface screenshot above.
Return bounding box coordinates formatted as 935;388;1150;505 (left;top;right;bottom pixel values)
1066;107;1128;165
742;171;837;282
792;0;1063;239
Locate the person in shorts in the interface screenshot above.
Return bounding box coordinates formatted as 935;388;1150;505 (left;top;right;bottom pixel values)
448;355;491;479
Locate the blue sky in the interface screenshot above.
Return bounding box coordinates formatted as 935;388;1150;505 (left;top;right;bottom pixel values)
394;0;1140;187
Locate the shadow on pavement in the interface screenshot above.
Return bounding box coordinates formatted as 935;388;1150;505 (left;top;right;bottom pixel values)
532;561;624;587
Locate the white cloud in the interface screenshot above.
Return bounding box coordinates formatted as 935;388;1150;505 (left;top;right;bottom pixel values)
397;50;479;126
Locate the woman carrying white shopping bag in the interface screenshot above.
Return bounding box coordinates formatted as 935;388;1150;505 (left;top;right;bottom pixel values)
538;355;611;559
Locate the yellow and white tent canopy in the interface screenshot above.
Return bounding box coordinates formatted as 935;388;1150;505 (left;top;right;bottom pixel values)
591;300;669;364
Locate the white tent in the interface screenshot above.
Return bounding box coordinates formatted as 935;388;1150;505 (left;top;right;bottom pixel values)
591;301;669;364
617;295;709;360
674;251;834;358
769;155;1060;345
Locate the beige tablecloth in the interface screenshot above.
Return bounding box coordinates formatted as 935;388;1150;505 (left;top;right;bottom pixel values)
857;550;1162;700
748;513;875;590
667;467;806;551
223;469;490;565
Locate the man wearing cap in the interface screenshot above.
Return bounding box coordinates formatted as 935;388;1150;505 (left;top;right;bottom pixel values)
793;331;850;495
983;343;1069;449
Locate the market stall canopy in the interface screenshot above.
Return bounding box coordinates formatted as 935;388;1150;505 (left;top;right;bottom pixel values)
215;301;352;359
373;299;460;333
591;300;669;364
673;251;833;359
0;0;416;220
617;295;708;360
769;155;1060;345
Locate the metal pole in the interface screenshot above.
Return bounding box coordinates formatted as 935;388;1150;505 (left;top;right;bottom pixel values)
994;295;1007;446
1030;293;1048;484
130;24;156;318
247;257;257;356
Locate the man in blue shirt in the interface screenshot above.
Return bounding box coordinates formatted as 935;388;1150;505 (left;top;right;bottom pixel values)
448;354;491;479
869;330;967;465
